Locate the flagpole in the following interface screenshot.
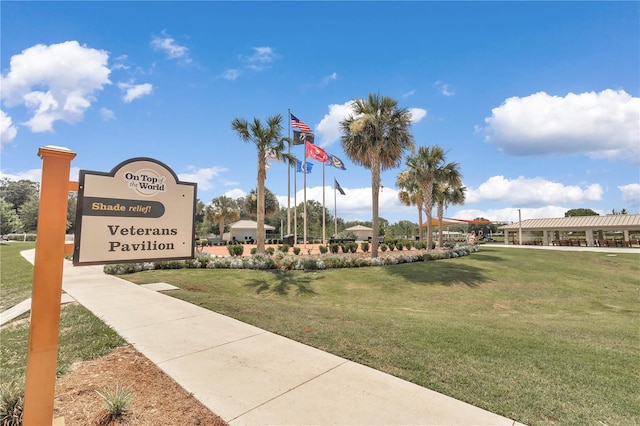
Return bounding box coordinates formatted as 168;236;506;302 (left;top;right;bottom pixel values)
322;161;326;245
303;144;307;250
294;161;297;245
334;178;338;238
287;109;291;237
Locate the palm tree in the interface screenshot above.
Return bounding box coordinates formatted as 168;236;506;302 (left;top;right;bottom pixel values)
396;169;424;240
206;195;240;241
231;114;296;254
434;163;465;247
340;94;415;257
404;145;458;252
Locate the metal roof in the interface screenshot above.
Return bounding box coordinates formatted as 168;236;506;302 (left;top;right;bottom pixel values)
501;214;640;231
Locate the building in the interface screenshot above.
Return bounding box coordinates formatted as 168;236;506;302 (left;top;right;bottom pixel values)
501;214;640;247
227;220;276;243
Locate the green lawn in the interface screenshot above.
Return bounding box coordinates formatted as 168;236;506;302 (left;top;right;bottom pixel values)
124;246;640;426
0;242;125;387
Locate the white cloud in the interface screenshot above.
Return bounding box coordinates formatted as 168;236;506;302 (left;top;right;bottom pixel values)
222;69;241;81
223;188;246;200
482;89;640;162
402;90;416;98
177;166;227;192
1;41;111;133
1;110;18;147
316;101;353;146
0;166;80;183
322;72;337;84
150;30;191;63
118;82;153;103
408;108;427;123
454;206;570;223
466;175;603;206
317;101;425;146
434;81;454;96
100;107;115;121
619;183;640;211
246;47;275;63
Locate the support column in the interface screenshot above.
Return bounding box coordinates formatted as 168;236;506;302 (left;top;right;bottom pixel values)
23;146;76;426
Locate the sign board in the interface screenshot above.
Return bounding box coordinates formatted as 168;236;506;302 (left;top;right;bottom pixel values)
73;158;196;265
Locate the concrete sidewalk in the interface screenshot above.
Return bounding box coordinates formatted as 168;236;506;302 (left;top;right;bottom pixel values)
22;249;522;425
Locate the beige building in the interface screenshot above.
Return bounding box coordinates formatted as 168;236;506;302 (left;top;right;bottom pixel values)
501;214;640;247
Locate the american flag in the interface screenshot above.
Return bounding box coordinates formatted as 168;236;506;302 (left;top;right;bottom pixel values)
291;113;312;133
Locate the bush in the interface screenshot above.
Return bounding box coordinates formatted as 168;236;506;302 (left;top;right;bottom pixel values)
404;241;413;250
360;241;369;253
265;247;275;255
251;248;258;255
0;382;24;426
278;244;290;253
329;243;340;254
96;383;133;421
319;245;328;254
227;244;244;256
293;247;301;255
380;243;388;252
396;242;404;251
348;242;358;253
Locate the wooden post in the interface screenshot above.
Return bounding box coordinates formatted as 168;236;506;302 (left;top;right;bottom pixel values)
23;146;76;426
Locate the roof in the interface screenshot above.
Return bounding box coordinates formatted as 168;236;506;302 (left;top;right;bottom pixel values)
501;214;640;231
345;225;373;231
229;220;275;230
420;219;463;227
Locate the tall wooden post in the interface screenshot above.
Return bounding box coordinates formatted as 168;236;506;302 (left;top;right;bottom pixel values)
23;146;76;426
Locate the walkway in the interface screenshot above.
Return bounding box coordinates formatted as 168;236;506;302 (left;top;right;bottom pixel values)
18;249;522;425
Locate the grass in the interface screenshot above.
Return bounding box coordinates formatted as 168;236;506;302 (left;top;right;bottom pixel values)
0;242;37;311
124;246;640;426
0;242;125;387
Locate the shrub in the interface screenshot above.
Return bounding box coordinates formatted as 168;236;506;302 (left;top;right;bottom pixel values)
265;247;275;255
380;243;388;252
329;243;340;254
278;244;290;253
251;247;257;255
348;242;358;253
227;244;244;256
396;242;404;251
404;241;413;250
360;241;369;253
244;255;274;270
293;247;301;255
0;382;24;426
96;383;133;421
319;244;328;254
303;258;319;270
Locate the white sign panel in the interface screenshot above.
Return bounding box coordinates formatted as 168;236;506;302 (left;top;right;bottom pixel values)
73;158;196;265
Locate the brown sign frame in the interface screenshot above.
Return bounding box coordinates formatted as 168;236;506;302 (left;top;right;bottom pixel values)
73;157;196;265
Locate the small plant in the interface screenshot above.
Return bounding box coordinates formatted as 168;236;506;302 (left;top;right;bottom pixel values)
227;244;244;256
96;383;133;421
319;244;328;254
293;247;301;255
396;242;404;251
380;243;388;252
251;247;258;255
330;243;340;254
0;382;24;426
360;241;369;253
265;247;275;255
279;244;290;253
348;242;358;253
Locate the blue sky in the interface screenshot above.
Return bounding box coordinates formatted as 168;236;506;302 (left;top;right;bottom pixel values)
2;1;639;225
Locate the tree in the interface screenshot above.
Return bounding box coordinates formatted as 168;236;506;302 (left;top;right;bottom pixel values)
565;208;599;217
340;93;415;257
231;114;296;254
18;194;40;232
396;169;424;240
206;195;240;240
0;179;39;211
434;170;466;248
66;193;77;233
242;187;280;220
404;145;454;251
0;198;23;234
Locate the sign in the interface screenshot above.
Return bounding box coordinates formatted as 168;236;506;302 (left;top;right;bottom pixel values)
73;158;196;265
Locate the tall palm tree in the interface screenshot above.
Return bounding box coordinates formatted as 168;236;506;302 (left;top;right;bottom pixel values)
396;169;424;240
404;145;458;252
434;163;465;247
231;114;296;254
340;94;415;257
206;195;240;241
